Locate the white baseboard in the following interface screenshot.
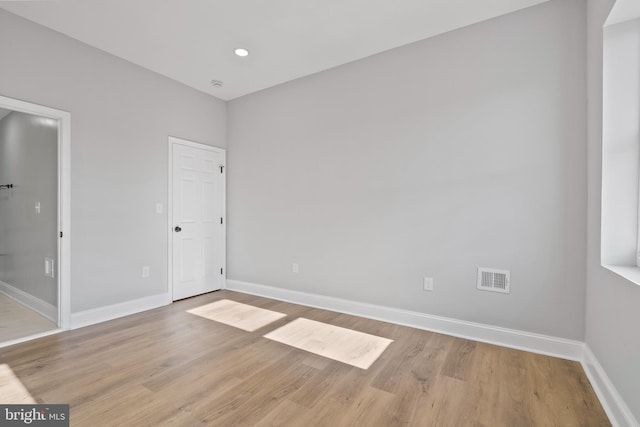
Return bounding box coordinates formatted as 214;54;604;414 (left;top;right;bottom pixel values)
0;280;57;322
225;279;584;361
70;293;171;330
582;345;640;427
226;279;640;426
0;329;63;350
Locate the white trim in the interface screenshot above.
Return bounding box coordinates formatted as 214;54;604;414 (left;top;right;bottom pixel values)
582;345;640;427
58;103;71;330
224;279;585;361
602;265;640;287
168;135;226;153
226;279;640;425
0;329;63;350
167;136;226;302
70;293;171;330
0;95;71;331
0;280;57;322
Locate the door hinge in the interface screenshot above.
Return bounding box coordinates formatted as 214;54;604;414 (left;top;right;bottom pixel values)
220;165;224;173
220;217;223;224
220;268;224;275
60;231;63;238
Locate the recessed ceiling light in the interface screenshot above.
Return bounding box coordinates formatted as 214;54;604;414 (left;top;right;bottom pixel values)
211;80;223;88
234;48;249;57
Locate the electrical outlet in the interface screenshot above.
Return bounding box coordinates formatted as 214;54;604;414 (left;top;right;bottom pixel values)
292;263;299;273
142;266;150;278
423;277;434;291
35;202;41;214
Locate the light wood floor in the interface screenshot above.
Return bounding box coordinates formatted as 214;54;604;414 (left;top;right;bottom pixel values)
187;298;286;332
264;317;393;369
0;293;57;344
0;290;609;426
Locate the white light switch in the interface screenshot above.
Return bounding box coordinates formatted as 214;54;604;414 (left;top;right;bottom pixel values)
142;266;150;278
35;202;41;214
44;258;54;278
155;203;163;214
292;263;299;273
423;277;434;291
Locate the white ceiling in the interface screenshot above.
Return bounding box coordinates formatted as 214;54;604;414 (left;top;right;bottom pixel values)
1;0;550;101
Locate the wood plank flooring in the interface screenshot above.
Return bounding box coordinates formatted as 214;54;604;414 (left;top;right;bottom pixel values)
0;363;36;404
0;293;57;343
187;299;286;332
0;290;610;426
264;317;393;369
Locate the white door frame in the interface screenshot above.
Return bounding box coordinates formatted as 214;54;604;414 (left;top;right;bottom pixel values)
0;95;71;331
167;136;226;301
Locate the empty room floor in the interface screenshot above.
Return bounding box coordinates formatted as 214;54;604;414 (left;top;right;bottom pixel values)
0;290;609;426
0;294;57;344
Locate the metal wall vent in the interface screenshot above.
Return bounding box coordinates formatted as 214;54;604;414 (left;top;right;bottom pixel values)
477;268;510;294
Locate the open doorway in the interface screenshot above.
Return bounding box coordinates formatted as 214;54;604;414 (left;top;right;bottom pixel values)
0;95;70;347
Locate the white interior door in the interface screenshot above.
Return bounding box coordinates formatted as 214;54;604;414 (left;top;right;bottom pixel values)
171;139;225;301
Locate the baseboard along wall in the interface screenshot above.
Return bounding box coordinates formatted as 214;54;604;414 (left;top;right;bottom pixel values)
225;279;639;427
42;277;637;427
69;293;171;330
0;280;57;322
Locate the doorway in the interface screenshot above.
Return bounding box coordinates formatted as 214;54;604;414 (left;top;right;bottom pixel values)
0;95;70;347
168;136;225;301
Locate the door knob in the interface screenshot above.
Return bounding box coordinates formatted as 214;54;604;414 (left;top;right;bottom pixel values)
174;226;182;232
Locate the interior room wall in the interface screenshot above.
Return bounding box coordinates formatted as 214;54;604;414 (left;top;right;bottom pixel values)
586;0;640;421
0;9;226;313
0;111;57;306
227;0;587;340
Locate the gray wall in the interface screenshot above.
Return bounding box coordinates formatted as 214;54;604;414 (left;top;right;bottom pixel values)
586;0;640;421
0;10;227;312
2;0;637;418
228;0;587;339
0;111;58;306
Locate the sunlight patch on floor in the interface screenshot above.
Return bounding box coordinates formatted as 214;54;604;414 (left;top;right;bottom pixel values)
187;299;287;332
0;364;36;404
264;318;393;369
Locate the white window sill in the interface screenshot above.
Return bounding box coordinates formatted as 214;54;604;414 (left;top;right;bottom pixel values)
603;264;640;287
